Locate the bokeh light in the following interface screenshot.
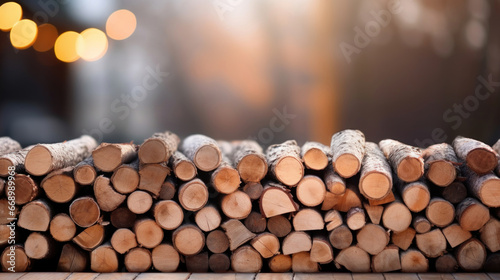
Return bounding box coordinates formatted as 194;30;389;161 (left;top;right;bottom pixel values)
76;28;108;62
33;24;59;52
106;9;136;40
10;19;38;50
54;31;82;63
0;2;22;32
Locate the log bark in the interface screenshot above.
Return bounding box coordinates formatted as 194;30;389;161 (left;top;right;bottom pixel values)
379;139;424;182
330;129;365;178
292;251;319;272
206;229;229;253
151;243;180;272
422;143;459;187
426;197;455;227
110;207;136;228
267;215;292;238
14;174;39;205
442;223;472;248
211;155;240;194
178;178;209;211
250;232;280;258
172;224;205;256
0;137;21;156
169;151;196;181
244;211;267;233
57;243;87;272
293;208;324;231
296;175;326;207
231;245;262;273
0;145;33;176
185;251;209;272
221;190;252;219
282;231;312;255
415;229;447;258
397;180;430;213
324;209;343;231
69;196;100;228
463;167;500;207
92;142;137;172
268;254;292;272
359;142;392;199
221;219;256;251
124;247;152;272
41;167;79;203
110;228;137;254
412;215;431;233
371;245;401;272
73;156;96;185
73;224;105;251
90;243;119;272
134;218;164;249
259;183;298;218
1;245;30;272
335;246;371;272
381;199;412;233
195;204;221;232
346;206;366;230
479;217;500;252
441;181;467;204
453;136;498;174
391;227;416;251
363;202;383;225
158;176;176;200
181;134;221;172
456;197;490;231
321;184;362;212
127;190;153;214
435;254;458;273
25;135;97;176
138;131;180;164
49;213;76;242
400;249;428;272
232;140;268;182
328;224;353;250
242;182;263;200
301;141;329;170
94;175;126;212
324;164;346;195
455;238;486;271
25;232;55;259
209;253;230;272
18;199;52;231
154;200;184;230
265;140;304;186
110;158;139;194
356;223;389;255
138;162;170;197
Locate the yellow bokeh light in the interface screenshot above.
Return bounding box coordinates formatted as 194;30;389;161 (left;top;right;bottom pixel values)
10;19;38;50
54;31;82;63
106;9;136;40
76;28;108;62
0;2;22;31
33;23;58;52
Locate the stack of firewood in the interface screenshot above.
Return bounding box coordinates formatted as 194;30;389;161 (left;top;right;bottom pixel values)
0;130;499;273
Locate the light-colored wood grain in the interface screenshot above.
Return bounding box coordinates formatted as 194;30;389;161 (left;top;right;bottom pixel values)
384;273;419;280
255;273;293;280
136;273;190;280
488;274;500;280
294;273;353;280
18;273;71;280
93;273;138;280
188;274;256;280
417;273;454;280
65;273;99;280
1;273;27;280
452;274;491;280
351;274;384;280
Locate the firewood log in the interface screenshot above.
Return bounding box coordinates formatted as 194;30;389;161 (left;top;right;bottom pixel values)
138;131;180;164
397;180;430;213
330;129;365;178
18;199;52;231
391;227;416;251
426;197;455;227
296;175;326;207
292;251;319;272
158;176;176;200
301;141;329;170
1;245;30;272
41;167;79;203
232;140;268;183
124;247;152;272
172;224;205;256
110;207;136;228
127;190;153;214
134;218;163;249
90;243;118;272
293;208;324;231
324;209;343;231
151;243;180;272
265;140;304;186
73;224;105;251
242;182;263;200
359;142;392;200
453;136;498;174
0;137;21;156
422;143;459;187
181;134;221;172
356;223;389;255
310;235;334;264
24;232;55;259
221;190;252;219
400;248;428;272
211;155;240;194
186;251;209;272
49;213;76;242
462;166;500;207
57;243;87;272
415;229;447;258
73;156;96;185
412;215;431;233
14;174;39;205
282;231;311;255
259;183;298;218
363;202;383;225
69;196;100;228
455;238;486;271
267;215;291;238
94;175;126;212
178;178;209;211
379;139;424;182
268;254;292;272
479;217;500;252
154;199;184;230
206;230;229;254
221;219;256;251
110;228;137;254
138;162;170;197
209;253;230;272
231;245;262;272
328;224;352;250
0;146;33;176
324;164;346;195
346;207;366;230
250;232;280;258
456;197;490;231
244;211;267;233
111;158;139;194
441;181;467;204
442;223;472;248
92;142;137;172
169;151;197;181
381;199;412;233
321;184;362;212
195;204;221;232
371;245;400;272
435;254;458;273
335;246;371;272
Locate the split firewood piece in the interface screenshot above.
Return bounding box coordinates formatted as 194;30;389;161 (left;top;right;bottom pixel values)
232;140;268;183
127;190;153;214
368;189;395;206
250;232;280;258
479;218;500;252
90;243;119;272
195;204;221;232
442;223;472;248
186;251;209;272
206;230;229;253
0;137;21;156
178;178;209;211
138;131;180;164
92;142;137;172
159;176;176;200
69;196;100;228
265;140;304;186
321;184;362;212
453;136;498;174
435;254;459;273
221;190;252;219
14;174;39;205
50;213;76;242
169;151;196;181
211;155;240;194
111;158;139;194
25;135;97;176
400;249;428;272
73;156;96;185
73;224;105;251
0;199;18;225
324;165;346;195
346;207;366;230
57;243;87;272
268;254;292;273
296;175;326;207
422;143;459;187
456;197;490;231
259;183;298;218
328;224;353;250
221;219;256;251
134;218;164;249
25;232;55;259
172;224;205;256
154;200;184;230
485;253;500;272
330;129;366;178
371;245;401;273
310;235;334;264
455;238;487;271
363;203;383;225
412;216;431;233
242;182;263;200
335;246;371;272
267;215;292;238
110;228;137;254
244;211;267;233
426;197;455;227
359;142;392;200
181;134;222;172
441;181;467;204
293;208;324;231
42;167;79;203
209;253;231;272
282;231;312;255
110;207;136;228
391;227;416;251
94;175;126;212
18;199;52;231
138;162;170;197
382;199;412;233
397;180;430;213
152;243;180;272
379;139;424;182
357;223;389;255
292;251;319;272
0;145;33;176
231;245;262;273
1;245;30;272
124;247;152;272
416;229;447;258
462;167;500;207
324;209;343;231
301;141;329;170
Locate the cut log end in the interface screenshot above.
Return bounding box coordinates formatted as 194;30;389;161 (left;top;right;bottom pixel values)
172;225;205;256
178;179;209;211
296;175;326;207
303;148;329;170
231;246;263;273
427;160;457;187
212;165;240;194
25;146;52;176
268;254;292;272
152;244;180;272
139;139;167;164
335;154;361;178
467;148;498;174
91;244;118;273
195;145;221;172
397;157;424;182
456;238;486;271
174;161;197;181
237;154;268;182
74;165;96;185
359;172;391;200
275;156;304;186
335;246;371;272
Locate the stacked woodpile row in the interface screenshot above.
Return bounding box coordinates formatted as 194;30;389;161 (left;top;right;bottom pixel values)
0;130;500;273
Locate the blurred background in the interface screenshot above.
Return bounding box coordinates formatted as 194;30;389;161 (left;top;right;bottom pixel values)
0;0;499;148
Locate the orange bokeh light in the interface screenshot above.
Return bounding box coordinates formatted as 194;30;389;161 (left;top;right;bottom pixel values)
54;31;82;63
33;23;58;52
0;2;22;32
106;9;136;40
76;28;108;62
10;19;38;50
